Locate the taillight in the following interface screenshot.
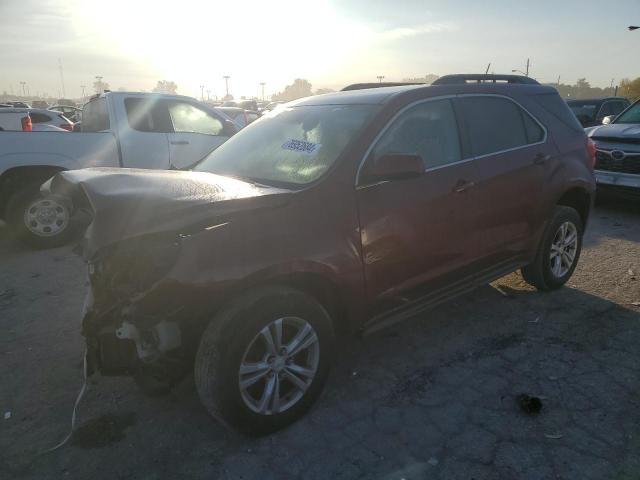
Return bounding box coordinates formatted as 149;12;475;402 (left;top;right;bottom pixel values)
60;123;73;131
586;138;597;170
21;115;32;132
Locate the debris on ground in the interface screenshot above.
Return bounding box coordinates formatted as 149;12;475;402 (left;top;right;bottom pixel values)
428;457;439;466
4;411;11;420
629;269;636;280
544;433;564;439
70;412;137;449
516;394;543;414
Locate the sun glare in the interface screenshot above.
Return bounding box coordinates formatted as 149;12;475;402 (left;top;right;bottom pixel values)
71;0;369;96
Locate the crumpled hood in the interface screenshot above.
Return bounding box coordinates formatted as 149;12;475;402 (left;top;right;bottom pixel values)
587;123;640;139
44;167;290;257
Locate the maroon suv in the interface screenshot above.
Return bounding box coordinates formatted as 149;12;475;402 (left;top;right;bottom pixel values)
48;74;596;434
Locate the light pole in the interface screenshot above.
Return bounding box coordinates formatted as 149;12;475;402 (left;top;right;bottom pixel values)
80;85;86;98
376;75;385;83
511;58;530;77
95;75;103;94
207;89;211;101
200;85;205;101
260;82;265;101
223;76;230;99
511;69;527;76
20;81;26;96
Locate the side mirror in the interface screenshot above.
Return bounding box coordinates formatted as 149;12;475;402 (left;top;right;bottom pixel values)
366;153;425;181
222;119;238;137
602;115;615;125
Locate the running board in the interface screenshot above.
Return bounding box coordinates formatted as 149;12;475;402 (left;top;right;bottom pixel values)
362;260;523;335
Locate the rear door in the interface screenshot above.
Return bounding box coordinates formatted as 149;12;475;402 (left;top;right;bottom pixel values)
356;98;481;314
456;94;551;265
166;100;231;169
118;97;172;169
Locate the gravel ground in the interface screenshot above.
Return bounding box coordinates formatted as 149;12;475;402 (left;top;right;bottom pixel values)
1;197;639;480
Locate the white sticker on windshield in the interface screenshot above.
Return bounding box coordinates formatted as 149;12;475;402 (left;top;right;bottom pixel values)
281;139;322;155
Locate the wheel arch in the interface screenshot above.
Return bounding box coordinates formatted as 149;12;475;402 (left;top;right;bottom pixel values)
0;165;67;219
556;186;592;228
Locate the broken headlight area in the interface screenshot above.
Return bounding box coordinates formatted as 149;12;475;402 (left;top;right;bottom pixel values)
83;234;191;381
88;233;183;305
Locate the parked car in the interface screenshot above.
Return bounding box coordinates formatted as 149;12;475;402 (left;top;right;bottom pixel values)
0;109;33;131
49;105;82;123
0;92;237;248
585;99;640;197
32;100;50;109
264;101;285;111
222;99;259;110
215;106;260;129
48;74;595;434
566;97;630;128
5;101;31;109
0;108;74;132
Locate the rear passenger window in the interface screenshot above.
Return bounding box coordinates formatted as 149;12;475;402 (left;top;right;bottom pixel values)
460;97;543;157
124;98;172;133
82;98;110;132
29;113;52;124
373;99;461;169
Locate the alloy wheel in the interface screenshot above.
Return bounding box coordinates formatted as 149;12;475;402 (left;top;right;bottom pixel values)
549;221;578;278
238;316;320;415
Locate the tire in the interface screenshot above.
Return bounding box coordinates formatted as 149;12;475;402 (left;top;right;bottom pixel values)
521;206;583;291
194;286;335;435
5;185;76;249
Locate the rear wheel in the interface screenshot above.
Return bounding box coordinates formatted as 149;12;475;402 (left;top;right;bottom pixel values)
521;206;583;290
6;186;76;249
194;286;334;435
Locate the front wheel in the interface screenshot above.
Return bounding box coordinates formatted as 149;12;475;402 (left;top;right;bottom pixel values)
6;187;76;249
521;206;584;291
194;286;335;435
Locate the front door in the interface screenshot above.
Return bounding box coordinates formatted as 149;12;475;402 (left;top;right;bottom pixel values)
356;98;480;314
166;101;230;169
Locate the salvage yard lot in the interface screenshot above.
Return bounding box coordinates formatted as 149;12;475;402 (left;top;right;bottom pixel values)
1;199;640;480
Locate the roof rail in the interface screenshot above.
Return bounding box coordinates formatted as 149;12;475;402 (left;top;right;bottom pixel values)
341;82;424;91
432;74;539;85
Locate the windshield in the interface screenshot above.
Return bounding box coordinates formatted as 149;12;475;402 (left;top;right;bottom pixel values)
567;101;599;121
195;104;378;186
614;101;640;124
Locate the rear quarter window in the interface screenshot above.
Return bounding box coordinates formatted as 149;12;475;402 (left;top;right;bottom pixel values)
30;113;52;123
532;93;583;133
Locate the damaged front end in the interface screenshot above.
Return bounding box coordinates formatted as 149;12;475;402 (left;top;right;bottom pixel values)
83;233;193;387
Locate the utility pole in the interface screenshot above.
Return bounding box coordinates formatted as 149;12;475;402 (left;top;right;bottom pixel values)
260;82;265;101
525;58;530;76
376;75;385;83
95;75;103;94
223;76;230;98
610;78;615;94
207;89;211;101
200;85;205;101
19;81;26;96
58;58;66;98
80;85;86;98
557;75;561;86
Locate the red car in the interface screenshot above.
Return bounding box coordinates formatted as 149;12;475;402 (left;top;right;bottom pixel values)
48;74;596;434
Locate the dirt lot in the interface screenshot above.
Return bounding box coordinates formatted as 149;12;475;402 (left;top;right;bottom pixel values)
1;198;640;480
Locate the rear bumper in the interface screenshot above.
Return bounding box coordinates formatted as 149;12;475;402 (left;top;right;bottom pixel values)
594;170;640;189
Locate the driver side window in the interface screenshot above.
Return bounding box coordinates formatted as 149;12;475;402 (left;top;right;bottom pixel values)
373;99;461;169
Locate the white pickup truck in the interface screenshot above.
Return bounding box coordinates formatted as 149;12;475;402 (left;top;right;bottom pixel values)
0;92;237;247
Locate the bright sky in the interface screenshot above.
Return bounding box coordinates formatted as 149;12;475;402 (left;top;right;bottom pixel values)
1;0;638;99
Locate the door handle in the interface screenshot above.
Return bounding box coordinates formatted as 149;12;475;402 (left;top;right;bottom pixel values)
534;153;550;165
170;140;189;145
453;179;475;193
